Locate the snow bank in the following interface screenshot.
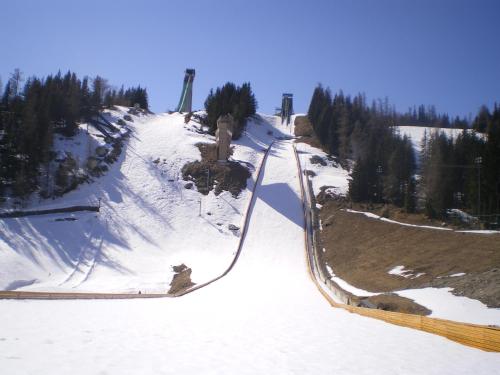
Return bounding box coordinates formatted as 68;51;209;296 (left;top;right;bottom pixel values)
396;287;500;326
325;264;379;297
295;142;350;196
388;265;425;279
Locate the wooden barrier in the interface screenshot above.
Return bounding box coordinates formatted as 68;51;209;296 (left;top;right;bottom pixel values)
292;143;500;352
0;205;99;219
0;142;275;300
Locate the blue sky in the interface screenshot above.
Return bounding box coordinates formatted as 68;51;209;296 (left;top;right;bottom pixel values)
1;0;499;118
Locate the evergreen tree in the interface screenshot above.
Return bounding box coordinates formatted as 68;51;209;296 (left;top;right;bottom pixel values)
472;106;490;133
204;82;257;139
0;69;149;201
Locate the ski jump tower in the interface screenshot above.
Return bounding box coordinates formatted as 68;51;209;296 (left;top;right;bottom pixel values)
281;93;294;125
176;69;195;112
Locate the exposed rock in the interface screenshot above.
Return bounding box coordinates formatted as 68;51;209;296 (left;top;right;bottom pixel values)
184;182;194;189
168;263;195;295
95;146;109;157
310;155;327;166
228;224;239;231
305;170;316;177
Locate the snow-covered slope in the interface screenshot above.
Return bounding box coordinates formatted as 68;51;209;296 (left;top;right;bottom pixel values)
1;133;498;374
396;125;466;155
0;110;279;292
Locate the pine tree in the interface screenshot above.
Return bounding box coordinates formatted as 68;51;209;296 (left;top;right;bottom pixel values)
472;106;490;133
204;82;257;138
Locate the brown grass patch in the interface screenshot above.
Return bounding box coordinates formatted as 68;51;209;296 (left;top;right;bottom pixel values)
319;200;500;307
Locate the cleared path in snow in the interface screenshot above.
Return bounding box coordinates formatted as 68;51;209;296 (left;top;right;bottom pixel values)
1;139;499;374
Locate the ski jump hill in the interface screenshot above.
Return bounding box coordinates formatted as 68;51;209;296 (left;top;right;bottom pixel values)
0;110;499;374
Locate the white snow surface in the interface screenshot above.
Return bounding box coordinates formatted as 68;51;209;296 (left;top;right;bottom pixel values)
295;142;350;196
326;263;379;297
1;133;499;374
397;288;500;326
345;208;454;230
388;265;425;279
0;110;277;292
395;125;466;156
345;209;500;235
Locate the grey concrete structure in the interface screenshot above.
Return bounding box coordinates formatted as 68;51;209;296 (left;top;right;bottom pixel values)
216;114;234;161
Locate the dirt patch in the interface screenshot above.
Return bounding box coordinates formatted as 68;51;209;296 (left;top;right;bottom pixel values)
294;116;314;137
182;159;250;197
196;142;218;162
293;116;328;151
318;199;500;308
295;135;326;151
363;294;432;315
168;264;195;294
349;201;459;229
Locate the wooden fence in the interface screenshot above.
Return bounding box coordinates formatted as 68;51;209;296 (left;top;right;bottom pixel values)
0;205;99;219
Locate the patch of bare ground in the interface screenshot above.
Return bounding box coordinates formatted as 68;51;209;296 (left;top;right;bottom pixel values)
293;116;328;151
364;294;432;315
182;143;251;197
318;199;500;311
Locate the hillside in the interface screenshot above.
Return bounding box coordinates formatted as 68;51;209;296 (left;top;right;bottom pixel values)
396;125;469;157
293;116;499;324
0;109;281;293
2;117;498;374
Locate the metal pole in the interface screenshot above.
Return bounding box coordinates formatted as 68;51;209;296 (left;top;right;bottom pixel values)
475;157;482;217
478;166;480;217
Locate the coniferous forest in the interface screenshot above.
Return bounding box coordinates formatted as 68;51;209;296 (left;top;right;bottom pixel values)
307;85;500;225
0;69;148;200
204;82;257;139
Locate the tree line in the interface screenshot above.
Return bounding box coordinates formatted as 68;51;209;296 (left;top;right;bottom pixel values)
0;69;149;200
204;82;257;139
420;106;500;220
398;104;469;129
307;85;500;224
